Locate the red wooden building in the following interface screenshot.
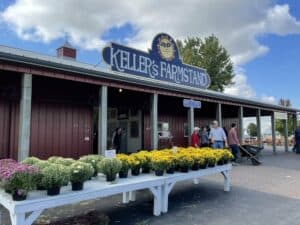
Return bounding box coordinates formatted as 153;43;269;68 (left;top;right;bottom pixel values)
0;40;298;160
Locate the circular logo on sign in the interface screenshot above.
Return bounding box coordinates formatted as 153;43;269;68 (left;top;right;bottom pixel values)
157;35;175;61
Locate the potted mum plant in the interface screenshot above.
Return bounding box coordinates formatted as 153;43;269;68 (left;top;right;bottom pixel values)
206;154;217;167
129;155;141;176
166;155;176;174
134;151;151;173
117;154;132;178
192;154;206;171
41;164;70;196
1;163;38;201
69;162;94;191
150;157;169;176
98;158;122;182
176;154;194;173
79;155;103;177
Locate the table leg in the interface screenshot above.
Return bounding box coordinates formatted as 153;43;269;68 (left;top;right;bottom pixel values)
221;170;231;192
10;210;43;225
122;192;130;204
149;186;162;216
129;191;136;201
193;178;200;184
161;182;175;213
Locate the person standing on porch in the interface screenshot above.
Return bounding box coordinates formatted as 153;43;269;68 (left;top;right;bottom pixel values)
112;127;122;153
228;123;240;162
209;121;228;149
294;124;300;154
200;126;209;147
191;127;200;148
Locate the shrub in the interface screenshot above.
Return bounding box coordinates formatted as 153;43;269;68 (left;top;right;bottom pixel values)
21;157;41;165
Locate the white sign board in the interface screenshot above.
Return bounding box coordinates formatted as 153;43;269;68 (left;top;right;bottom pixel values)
274;112;288;120
105;149;116;158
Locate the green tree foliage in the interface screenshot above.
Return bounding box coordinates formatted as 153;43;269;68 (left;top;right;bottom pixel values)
247;123;257;137
177;35;234;92
276;98;294;135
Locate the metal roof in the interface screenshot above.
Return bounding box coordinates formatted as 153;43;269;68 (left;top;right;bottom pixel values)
0;45;298;113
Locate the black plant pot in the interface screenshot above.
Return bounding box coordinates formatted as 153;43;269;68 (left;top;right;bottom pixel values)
224;160;229;164
208;163;215;168
175;165;180;171
72;182;84;191
37;184;46;190
119;170;128;178
191;163;200;171
180;166;189;173
12;191;27;201
199;163;208;169
142;166;150;173
131;167;140;176
5;189;12;194
166;167;175;174
217;160;224;166
155;170;164;176
47;186;61;196
106;173;117;182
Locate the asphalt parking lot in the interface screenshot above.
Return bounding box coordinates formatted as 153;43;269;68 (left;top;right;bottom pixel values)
1;148;300;225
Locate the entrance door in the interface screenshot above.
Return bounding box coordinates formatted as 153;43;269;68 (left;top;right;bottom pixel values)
107;108;142;153
127;110;142;153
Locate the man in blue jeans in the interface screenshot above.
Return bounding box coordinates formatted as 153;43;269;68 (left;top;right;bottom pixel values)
295;124;300;154
209;120;228;149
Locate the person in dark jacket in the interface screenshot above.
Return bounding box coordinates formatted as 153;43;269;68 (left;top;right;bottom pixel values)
200;127;209;147
112;127;122;153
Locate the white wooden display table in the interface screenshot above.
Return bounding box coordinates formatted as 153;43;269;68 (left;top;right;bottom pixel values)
0;164;231;225
0;174;165;225
161;164;232;213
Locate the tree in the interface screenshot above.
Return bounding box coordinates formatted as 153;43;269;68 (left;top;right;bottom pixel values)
177;35;234;92
247;123;257;137
276;98;294;135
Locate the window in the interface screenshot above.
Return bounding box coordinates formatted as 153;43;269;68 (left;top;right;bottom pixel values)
130;121;139;138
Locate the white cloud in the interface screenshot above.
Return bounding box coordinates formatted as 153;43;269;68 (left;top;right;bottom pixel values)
1;1;298;106
224;72;256;98
223;69;277;104
1;1;300;66
261;95;277;104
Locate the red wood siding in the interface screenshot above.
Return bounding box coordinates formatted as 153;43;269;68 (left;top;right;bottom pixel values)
0;72;20;159
29;77;96;159
30;102;93;159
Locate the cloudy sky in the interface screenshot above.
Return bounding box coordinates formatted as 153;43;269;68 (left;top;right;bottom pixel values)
0;0;299;110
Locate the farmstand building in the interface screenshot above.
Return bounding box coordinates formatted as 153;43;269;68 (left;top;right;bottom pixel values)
0;33;298;161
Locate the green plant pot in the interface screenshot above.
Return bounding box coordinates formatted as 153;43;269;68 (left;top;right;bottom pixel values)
119;170;128;178
47;186;61;196
166;167;175;174
155;170;164;176
131;167;140;176
72;182;84;191
191;163;200;171
12;191;27;201
106;173;117;182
